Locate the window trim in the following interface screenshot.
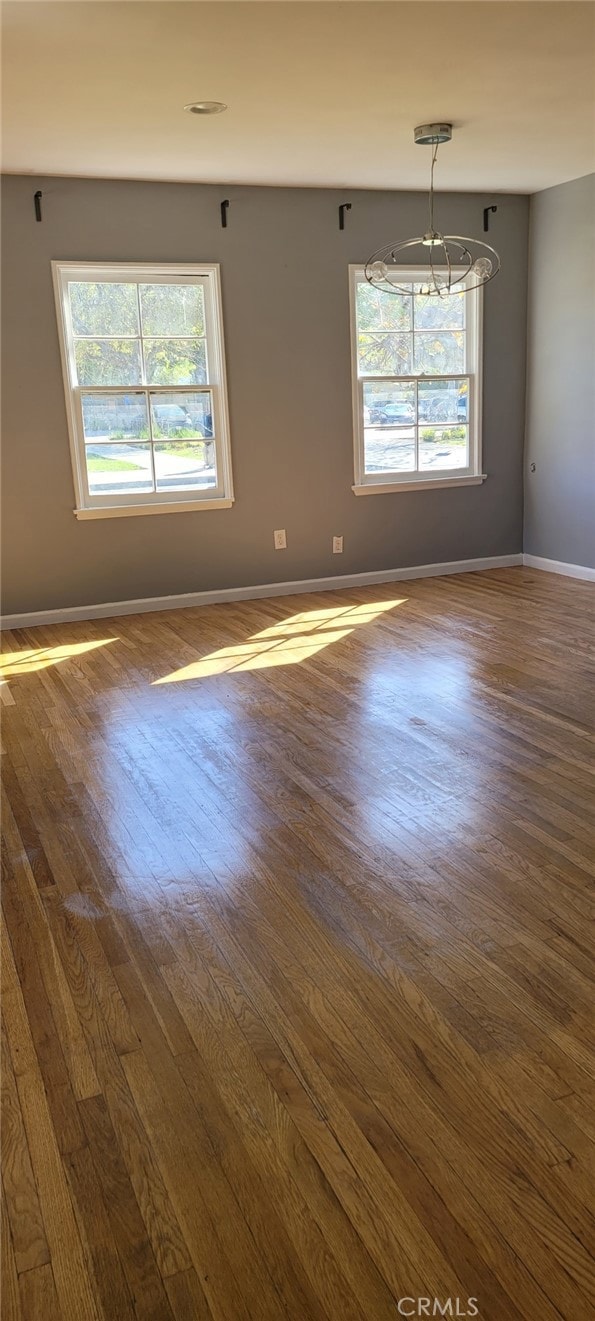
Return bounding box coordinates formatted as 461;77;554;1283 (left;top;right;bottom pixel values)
52;261;234;518
349;264;484;494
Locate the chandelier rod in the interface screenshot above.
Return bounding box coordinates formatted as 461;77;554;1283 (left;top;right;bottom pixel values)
428;141;439;236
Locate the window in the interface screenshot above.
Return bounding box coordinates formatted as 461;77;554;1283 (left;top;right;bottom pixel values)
349;267;484;493
53;263;233;518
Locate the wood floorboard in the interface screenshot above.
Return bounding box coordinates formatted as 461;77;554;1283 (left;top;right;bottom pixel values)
1;566;594;1319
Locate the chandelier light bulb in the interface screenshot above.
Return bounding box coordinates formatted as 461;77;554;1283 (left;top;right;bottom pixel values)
472;256;493;281
369;260;388;283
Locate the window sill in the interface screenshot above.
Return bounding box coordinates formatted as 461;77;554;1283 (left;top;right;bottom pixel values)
352;475;487;496
74;498;234;520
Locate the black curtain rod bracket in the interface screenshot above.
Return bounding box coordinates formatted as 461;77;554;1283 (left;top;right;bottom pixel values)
34;190;43;222
339;203;352;231
483;205;497;233
220;199;230;228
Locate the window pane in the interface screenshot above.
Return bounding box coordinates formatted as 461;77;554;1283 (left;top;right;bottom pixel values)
154;442;216;493
144;339;207;386
69;283;139;336
358;333;411;376
414;332;465;375
357;283;411;331
419;426;468;471
81;392;149;441
74;339;142;386
418;379;468;425
414;289;465;331
364;427;415;474
85;441;153;494
140;284;205;336
149;391;213;439
363;381;415;427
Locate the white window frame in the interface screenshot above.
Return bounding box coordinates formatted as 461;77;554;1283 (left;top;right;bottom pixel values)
349;265;486;494
52;261;234;519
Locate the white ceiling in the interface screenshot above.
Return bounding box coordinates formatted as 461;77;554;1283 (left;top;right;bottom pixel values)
2;2;594;194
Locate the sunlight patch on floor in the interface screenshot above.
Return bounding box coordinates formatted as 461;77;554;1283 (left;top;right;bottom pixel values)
154;598;407;683
0;638;117;677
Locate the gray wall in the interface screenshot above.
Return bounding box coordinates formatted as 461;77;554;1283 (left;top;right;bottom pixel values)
1;174;529;615
524;173;595;568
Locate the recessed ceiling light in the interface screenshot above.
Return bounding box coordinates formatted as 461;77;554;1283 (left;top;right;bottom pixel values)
184;101;227;116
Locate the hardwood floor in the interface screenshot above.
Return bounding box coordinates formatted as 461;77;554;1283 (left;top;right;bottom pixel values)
1;566;594;1320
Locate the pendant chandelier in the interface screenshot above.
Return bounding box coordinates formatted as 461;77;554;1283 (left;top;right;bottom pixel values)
365;123;501;298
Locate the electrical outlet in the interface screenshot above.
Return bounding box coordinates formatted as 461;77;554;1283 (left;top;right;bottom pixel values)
333;536;344;554
274;529;287;550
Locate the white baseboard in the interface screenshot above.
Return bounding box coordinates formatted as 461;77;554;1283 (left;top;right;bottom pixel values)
4;552;591;632
523;554;595;582
1;554;523;630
